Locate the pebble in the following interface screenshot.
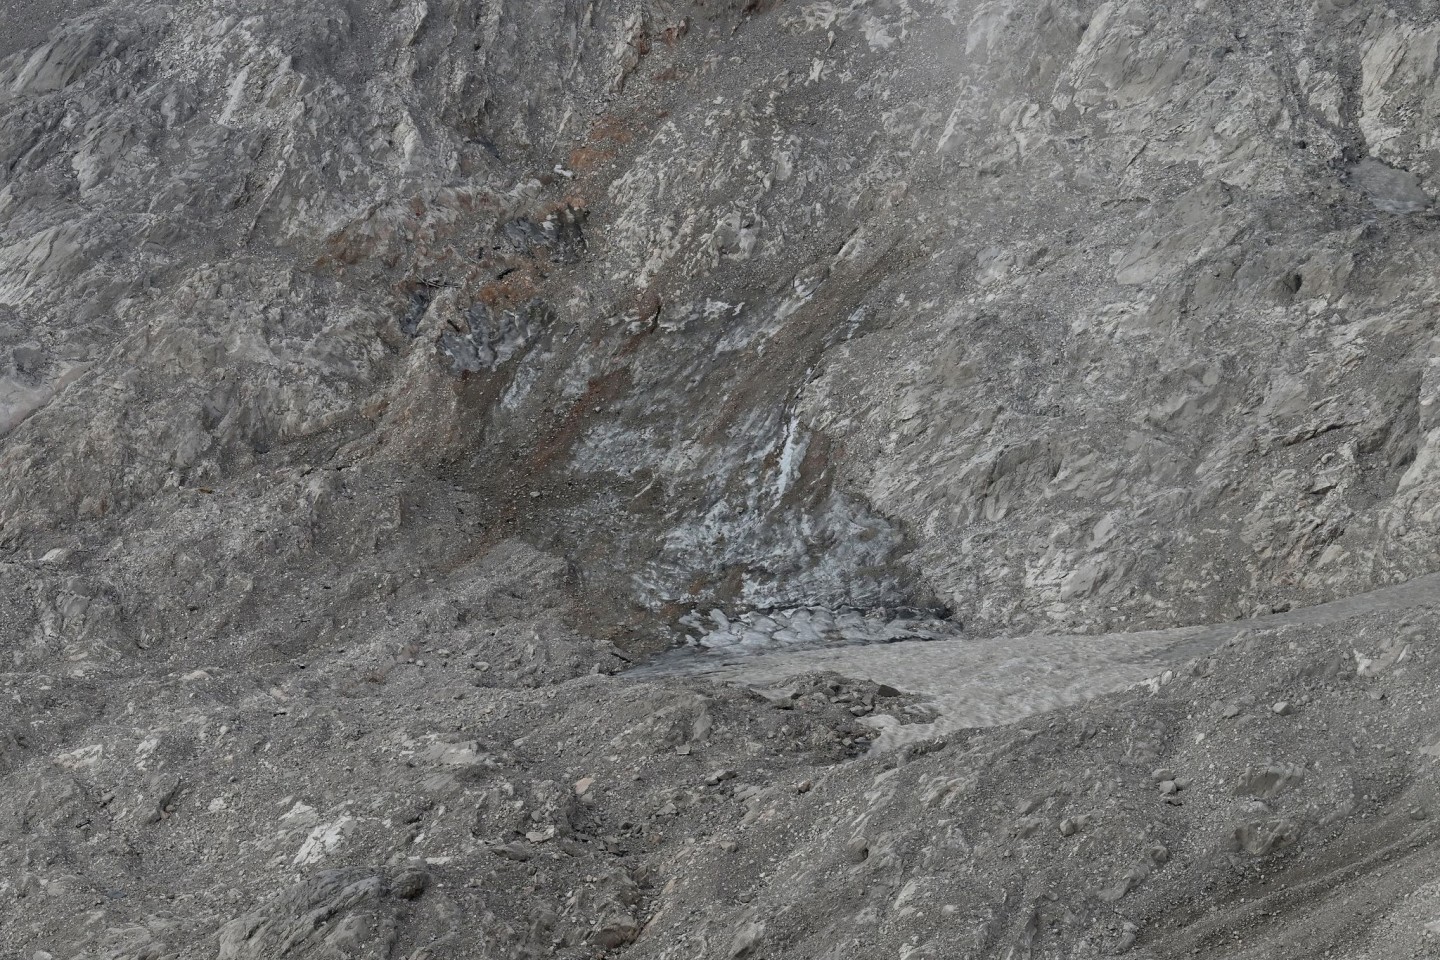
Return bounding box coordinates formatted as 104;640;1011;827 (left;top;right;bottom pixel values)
1271;701;1293;716
389;866;431;900
729;920;765;958
490;842;534;862
846;837;870;862
592;914;640;949
1116;921;1139;953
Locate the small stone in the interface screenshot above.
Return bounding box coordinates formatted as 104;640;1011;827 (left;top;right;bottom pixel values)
1272;701;1293;716
389;867;431;900
675;744;691;756
849;705;871;716
846;836;870;862
729;920;765;958
1411;806;1429;821
489;842;534;862
796;779;813;793
1116;921;1139;953
876;684;902;698
1058;817;1079;837
592;912;640;949
574;776;595;797
1221;703;1242;719
1160;780;1179;795
1151;768;1177;782
705;768;737;786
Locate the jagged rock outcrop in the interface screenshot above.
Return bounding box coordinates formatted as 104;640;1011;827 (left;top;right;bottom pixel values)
4;0;1440;957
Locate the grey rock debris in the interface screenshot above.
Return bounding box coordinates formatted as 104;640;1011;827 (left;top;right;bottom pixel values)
3;1;1440;958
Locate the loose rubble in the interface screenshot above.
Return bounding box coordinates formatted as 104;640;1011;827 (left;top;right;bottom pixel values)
2;0;1440;958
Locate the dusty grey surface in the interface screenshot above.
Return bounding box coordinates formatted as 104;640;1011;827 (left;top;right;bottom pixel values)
0;0;97;59
4;0;1440;957
656;570;1440;748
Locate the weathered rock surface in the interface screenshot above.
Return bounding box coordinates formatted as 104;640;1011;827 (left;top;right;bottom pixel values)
4;0;1440;957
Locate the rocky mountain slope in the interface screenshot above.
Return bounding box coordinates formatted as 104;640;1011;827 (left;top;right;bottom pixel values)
2;0;1440;957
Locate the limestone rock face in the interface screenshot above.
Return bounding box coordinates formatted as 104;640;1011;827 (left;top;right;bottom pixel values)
4;1;1440;958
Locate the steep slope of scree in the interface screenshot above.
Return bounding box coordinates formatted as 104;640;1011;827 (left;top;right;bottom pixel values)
2;549;1438;959
3;1;1440;958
